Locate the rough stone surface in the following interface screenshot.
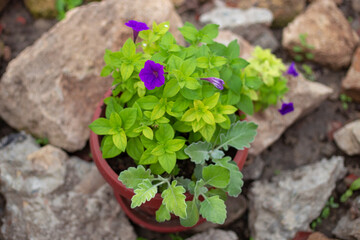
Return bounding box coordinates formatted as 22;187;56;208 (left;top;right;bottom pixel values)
249;156;346;240
24;0;57;18
333;196;360;240
200;1;273;29
309;0;342;4
334;217;360;239
235;0;306;27
233;24;279;51
0;0;183;152
187;229;238;240
282;0;359;70
342;47;360;102
215;31;333;156
334;119;360;156
0;133;136;240
192;195;247;232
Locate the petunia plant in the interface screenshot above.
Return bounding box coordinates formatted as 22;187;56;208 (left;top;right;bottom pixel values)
89;20;291;227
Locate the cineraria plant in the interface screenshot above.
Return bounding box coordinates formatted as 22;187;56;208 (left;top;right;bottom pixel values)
89;20;292;227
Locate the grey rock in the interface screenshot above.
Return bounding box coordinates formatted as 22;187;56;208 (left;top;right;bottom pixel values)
187;229;238;240
233;24;279;51
282;0;359;70
334;120;360;156
333;196;360;240
0;0;183;152
249;156;346;240
200;1;273;29
0;134;136;240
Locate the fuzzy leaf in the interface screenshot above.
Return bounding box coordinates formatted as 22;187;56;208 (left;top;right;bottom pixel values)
202;165;230;188
156;204;171;222
118;165;153;189
180;200;199;227
214;157;243;197
219;121;257;151
199;196;226;224
161;180;187;219
131;179;158;208
184;142;212;164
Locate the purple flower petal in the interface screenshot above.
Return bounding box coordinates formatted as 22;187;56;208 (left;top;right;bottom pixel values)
125;20;149;32
139;60;165;90
278;102;294;115
200;77;225;90
125;20;149;42
286;62;299;77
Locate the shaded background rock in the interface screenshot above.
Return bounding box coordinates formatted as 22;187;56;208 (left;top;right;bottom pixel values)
24;0;57;18
226;0;306;27
200;1;273;29
334;119;360;156
342;46;360;102
0;0;183;152
282;0;359;69
249;156;346;240
0;133;136;240
332;196;360;240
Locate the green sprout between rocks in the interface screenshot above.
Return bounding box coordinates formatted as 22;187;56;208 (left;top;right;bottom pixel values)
301;64;315;81
89;21;290;227
310;196;339;230
293;33;315;62
340;93;352;110
340;177;360;202
56;0;83;20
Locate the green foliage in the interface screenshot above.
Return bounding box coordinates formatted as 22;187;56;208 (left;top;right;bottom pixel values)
340;94;352;110
56;0;83;20
340;177;360;202
293;33;315;62
243;47;289;111
35;137;49;146
88;20;295;227
311;197;339;229
301;64;315;81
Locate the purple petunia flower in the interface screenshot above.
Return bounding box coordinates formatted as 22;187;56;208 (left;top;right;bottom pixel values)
286;62;299;77
125;20;149;42
200;77;225;90
139;60;165;90
278;102;294;115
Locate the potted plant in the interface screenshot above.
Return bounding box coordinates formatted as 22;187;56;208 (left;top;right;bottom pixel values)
89;20;293;232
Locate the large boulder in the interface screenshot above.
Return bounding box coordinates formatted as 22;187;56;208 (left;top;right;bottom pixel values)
0;133;135;240
0;0;183;152
249;156;346;240
282;0;359;69
342;47;360;102
215;30;333;156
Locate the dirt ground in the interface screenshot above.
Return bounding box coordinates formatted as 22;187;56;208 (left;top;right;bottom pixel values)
0;0;359;240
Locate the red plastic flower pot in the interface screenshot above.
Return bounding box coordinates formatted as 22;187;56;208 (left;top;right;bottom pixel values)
89;89;249;233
